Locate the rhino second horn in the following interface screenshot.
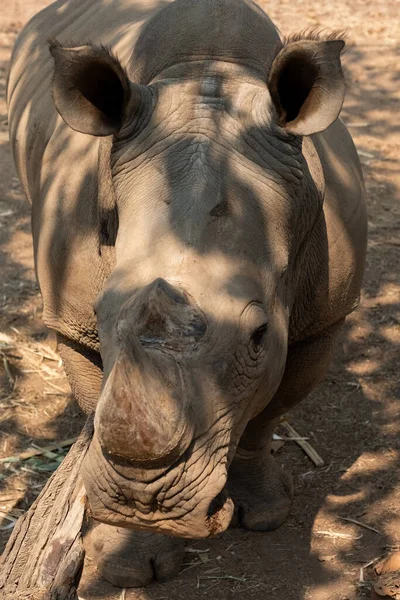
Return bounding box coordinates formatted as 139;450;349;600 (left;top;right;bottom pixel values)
134;278;208;350
94;334;193;464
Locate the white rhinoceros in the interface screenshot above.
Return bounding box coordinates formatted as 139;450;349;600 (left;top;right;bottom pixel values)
7;0;367;587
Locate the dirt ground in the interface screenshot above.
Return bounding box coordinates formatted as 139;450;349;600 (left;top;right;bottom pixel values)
0;0;399;599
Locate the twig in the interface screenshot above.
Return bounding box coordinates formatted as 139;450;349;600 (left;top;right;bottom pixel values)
0;437;79;464
186;547;210;554
340;516;382;536
0;522;15;531
199;575;247;582
0;511;18;523
2;355;14;386
280;421;324;466
19;349;60;377
359;554;385;584
36;343;60;362
203;581;221;594
314;530;363;540
273;434;310;441
179;562;203;574
226;542;239;552
0;333;15;348
358;150;375;158
43;379;69;394
0;494;19;502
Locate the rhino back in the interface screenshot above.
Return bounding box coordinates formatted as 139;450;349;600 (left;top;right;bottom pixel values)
7;0;166;348
289;120;367;342
316;119;367;319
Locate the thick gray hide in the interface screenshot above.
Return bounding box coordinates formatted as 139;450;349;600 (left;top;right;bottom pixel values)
7;0;367;550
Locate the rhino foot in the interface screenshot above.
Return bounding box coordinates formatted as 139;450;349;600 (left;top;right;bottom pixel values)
228;449;293;531
85;522;185;588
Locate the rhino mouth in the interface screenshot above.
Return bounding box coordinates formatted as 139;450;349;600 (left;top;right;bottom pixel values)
81;433;234;539
206;488;234;536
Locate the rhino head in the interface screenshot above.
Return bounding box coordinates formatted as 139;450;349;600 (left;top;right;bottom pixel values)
49;0;345;539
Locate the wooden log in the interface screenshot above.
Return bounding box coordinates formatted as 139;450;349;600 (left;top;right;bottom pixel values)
0;417;94;600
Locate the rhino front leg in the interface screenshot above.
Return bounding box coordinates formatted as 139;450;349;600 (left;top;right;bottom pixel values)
228;419;293;530
229;319;345;531
85;522;185;588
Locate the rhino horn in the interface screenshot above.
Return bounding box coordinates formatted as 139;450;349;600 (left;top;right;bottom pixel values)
95;331;193;464
135;278;207;350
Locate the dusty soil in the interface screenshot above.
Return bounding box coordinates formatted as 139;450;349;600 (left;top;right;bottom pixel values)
0;0;399;599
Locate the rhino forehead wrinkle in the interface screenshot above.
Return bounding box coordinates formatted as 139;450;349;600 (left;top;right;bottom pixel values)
166;140;225;235
112;63;304;258
200;75;221;99
8;0;367;580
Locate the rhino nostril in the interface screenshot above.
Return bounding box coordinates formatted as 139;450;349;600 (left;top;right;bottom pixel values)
205;488;234;537
207;489;229;519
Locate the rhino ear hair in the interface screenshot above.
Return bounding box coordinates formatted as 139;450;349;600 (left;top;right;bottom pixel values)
49;41;140;136
268;38;345;136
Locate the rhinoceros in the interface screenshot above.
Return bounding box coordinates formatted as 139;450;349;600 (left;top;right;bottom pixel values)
7;0;367;588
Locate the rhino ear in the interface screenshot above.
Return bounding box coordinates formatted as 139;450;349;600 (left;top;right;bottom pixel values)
268;38;345;136
49;41;142;136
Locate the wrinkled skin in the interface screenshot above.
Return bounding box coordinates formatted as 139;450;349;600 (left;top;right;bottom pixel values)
8;0;367;587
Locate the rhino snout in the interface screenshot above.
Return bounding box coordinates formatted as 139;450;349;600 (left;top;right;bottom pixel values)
82;431;234;538
88;277;234;537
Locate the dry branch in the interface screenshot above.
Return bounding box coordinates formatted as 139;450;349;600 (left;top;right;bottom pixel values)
0;438;79;465
0;417;94;600
280;421;324;466
339;516;382;536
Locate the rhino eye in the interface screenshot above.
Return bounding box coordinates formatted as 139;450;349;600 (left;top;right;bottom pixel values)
251;323;268;349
